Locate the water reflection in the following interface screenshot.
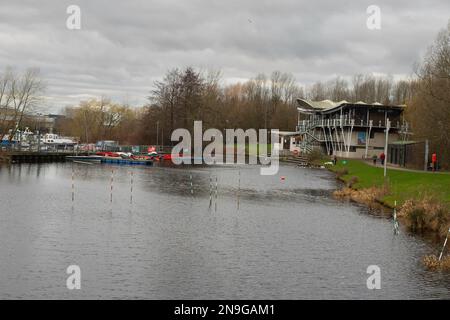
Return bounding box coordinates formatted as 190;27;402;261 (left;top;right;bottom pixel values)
0;162;449;299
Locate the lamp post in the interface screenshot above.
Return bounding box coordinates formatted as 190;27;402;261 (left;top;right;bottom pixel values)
156;120;159;151
384;118;390;178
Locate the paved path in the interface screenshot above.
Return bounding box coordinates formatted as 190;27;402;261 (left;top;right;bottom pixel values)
362;159;449;174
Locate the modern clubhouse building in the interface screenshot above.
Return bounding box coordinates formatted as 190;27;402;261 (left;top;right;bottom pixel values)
284;99;410;159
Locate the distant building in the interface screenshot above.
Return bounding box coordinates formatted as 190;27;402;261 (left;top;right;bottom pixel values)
294;99;410;158
0;110;66;133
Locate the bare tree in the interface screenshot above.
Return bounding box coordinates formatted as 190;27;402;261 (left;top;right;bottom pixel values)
0;68;45;143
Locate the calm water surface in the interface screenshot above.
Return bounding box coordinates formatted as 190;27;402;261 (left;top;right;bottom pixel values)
0;162;449;299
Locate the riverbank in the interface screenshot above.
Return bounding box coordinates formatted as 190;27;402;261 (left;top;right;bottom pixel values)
329;159;450;208
328;159;450;270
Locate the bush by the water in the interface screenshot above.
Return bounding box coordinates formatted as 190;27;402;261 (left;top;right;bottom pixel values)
423;255;450;271
333;186;387;209
398;197;450;237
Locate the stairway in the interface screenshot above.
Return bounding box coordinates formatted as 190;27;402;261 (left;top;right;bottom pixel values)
283;154;309;166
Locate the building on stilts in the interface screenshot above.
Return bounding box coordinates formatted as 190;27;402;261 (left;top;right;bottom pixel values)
294;99;410;158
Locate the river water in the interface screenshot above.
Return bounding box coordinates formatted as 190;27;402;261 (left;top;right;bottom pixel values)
0;162;448;299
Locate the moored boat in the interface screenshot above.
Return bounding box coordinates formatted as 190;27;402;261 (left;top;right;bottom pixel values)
100;157;153;165
66;155;152;165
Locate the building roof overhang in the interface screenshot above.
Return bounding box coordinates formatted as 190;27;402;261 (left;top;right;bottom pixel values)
296;98;406;115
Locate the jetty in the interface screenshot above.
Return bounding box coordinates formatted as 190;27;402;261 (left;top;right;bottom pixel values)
0;151;80;164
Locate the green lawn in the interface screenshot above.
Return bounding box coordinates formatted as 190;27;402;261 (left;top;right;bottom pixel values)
234;143;272;156
330;160;450;208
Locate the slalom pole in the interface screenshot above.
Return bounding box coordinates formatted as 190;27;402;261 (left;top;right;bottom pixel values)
209;175;212;208
438;228;450;261
71;163;75;203
110;169;114;203
237;169;240;210
214;175;218;212
130;171;134;204
393;200;399;235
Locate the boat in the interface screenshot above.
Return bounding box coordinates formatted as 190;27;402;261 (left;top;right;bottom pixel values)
42;133;77;146
66;155;153;166
100;157;153;165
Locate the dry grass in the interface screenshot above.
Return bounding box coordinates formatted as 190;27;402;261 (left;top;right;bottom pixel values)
333;186;388;209
423;255;450;271
398;197;450;237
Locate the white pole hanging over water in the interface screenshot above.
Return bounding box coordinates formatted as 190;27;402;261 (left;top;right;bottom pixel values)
237;169;241;210
110;169;114;203
209;175;213;208
130;171;134;204
438;228;450;261
214;175;218;212
71;163;75;203
393;200;399;235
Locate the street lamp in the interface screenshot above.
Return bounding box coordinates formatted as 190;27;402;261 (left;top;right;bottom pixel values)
156;120;159;151
384;118;390;178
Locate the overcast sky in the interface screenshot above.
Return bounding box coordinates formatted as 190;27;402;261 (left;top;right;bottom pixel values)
0;0;449;112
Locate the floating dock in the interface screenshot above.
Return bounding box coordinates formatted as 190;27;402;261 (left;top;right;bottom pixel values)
0;151;75;164
66;155;152;166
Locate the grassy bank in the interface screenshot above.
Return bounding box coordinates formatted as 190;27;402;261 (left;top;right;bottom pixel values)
234;143;272;156
329;160;450;270
329;160;450;208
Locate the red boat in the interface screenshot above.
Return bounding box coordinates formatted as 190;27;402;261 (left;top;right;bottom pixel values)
96;152;120;158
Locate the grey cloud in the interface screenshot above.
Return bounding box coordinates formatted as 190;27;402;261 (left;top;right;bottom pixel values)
0;0;448;111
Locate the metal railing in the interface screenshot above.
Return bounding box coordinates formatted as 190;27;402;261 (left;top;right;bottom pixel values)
296;118;407;133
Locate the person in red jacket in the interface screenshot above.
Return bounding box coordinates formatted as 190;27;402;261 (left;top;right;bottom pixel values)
380;152;386;165
432;153;437;172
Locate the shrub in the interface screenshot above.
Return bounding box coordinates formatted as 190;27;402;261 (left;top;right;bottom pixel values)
308;148;326;163
398;197;450;237
423;255;450;271
347;176;359;188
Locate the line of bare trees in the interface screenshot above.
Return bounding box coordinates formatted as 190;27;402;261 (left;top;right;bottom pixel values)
136;67;421;145
61;65;430;147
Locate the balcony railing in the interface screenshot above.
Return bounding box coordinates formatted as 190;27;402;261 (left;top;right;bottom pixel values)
296;118;408;133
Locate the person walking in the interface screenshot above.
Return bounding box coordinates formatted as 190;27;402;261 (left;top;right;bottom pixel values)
380;152;386;166
372;154;377;165
333;155;337;165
